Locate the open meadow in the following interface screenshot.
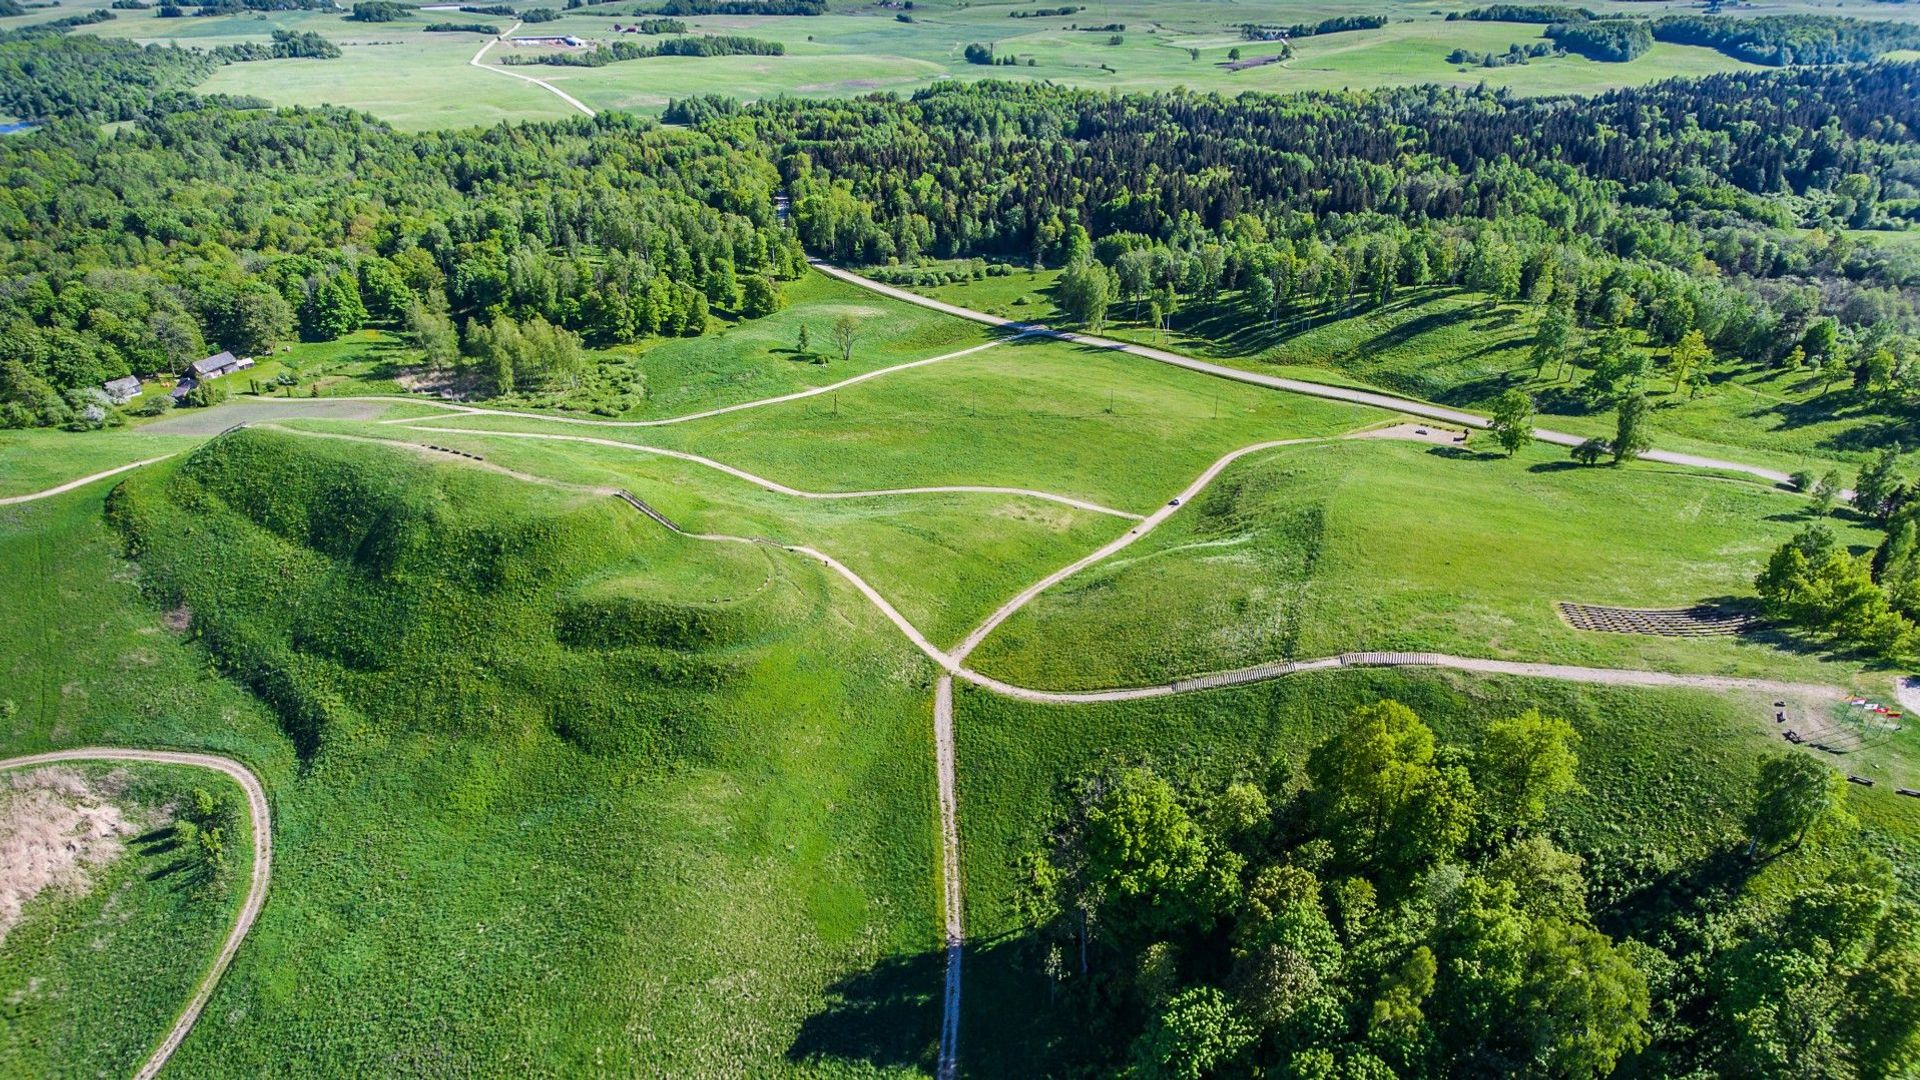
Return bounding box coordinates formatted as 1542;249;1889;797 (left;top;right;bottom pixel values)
912;270;1920;478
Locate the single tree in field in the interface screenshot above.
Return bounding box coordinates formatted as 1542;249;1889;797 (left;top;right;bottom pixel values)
1820;353;1849;395
1668;328;1710;393
1057;256;1113;329
829;314;859;365
740;274;782;319
1611;391;1652;464
1571;437;1608;466
1854;444;1906;520
403;296;458;369
1746;752;1847;857
1810;470;1841;516
1474;709;1580;835
1489;389;1535;457
1531;303;1572;381
796;322;811;357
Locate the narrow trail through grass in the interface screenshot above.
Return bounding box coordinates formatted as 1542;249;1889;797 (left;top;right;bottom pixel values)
0;457;176;506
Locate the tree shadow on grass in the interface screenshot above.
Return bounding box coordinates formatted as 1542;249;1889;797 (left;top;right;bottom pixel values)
1526;460;1588;475
787;934;1100;1076
1594;842;1755;942
786;947;941;1074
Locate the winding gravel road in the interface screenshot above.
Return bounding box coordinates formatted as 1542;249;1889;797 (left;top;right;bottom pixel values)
0;748;271;1080
395;425;1144;519
387;336;1029;430
2;271;1868;1080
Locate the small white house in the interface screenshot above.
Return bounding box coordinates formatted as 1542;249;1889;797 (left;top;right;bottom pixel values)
102;376;142;404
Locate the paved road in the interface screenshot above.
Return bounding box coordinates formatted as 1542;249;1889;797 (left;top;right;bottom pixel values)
0;456;174;506
470;22;598;117
810;261;1819;495
0;748;272;1080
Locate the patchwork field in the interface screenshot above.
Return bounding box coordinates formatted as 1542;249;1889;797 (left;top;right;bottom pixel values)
19;0;1914;128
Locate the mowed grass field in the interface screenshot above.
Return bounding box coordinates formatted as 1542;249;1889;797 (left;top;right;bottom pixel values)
0;429;203;499
495;270;1001;421
0;762;253;1079
20;0;1905;127
413;336;1381;511
967;436;1890;689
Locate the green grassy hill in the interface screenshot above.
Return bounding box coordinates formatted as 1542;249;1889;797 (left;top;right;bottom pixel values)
914;273;1920;477
10;427;950;1074
968;436;1890;690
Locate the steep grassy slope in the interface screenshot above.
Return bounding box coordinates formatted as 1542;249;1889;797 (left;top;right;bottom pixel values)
969;437;1890;690
30;427;950;1075
911;274;1919;476
267;421;1123;649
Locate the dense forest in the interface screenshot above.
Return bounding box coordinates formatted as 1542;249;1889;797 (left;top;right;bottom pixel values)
1545;18;1652;62
1023;705;1914;1078
7;36;1920;433
0;19;336;123
0;99;802;426
761;71;1918;357
1651;15;1920;66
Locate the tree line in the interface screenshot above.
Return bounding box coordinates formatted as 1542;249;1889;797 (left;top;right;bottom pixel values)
501;33;784;66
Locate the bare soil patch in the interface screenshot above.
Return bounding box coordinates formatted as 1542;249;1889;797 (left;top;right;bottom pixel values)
0;767;146;944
